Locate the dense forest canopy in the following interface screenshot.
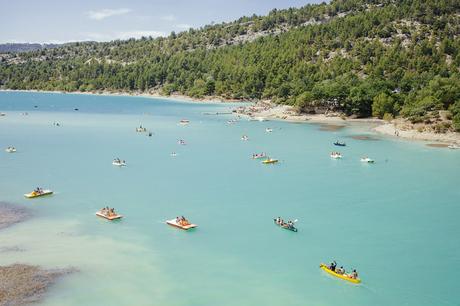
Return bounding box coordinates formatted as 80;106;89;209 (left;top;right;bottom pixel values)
1;0;459;129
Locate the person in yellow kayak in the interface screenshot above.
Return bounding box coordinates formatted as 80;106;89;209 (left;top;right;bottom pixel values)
350;269;358;279
329;261;337;272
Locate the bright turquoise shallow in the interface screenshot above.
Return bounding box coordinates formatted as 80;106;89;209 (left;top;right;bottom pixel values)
1;92;459;306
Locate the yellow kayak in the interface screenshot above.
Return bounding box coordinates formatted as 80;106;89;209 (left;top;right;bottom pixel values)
262;158;278;164
24;189;53;198
319;263;361;284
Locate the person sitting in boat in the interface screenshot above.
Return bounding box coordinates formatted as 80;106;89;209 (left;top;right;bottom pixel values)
180;216;190;226
275;217;281;224
350;269;358;279
329;261;337;272
336;266;345;275
176;216;181;224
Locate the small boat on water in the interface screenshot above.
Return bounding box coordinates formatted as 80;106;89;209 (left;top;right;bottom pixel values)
319;263;361;284
448;144;460;149
96;207;123;220
0;112;6;116
360;157;375;163
112;159;127;166
24;188;53;198
274;218;297;232
330;152;342;159
136;125;147;132
166;217;197;230
262;158;279;164
5;147;16;153
179;119;190;125
178;139;186;145
171;152;177;157
257;117;267;122
266;128;273;133
334;141;346;146
252;153;266;159
241;135;249;141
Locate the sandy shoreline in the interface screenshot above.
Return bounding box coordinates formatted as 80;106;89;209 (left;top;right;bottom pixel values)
2;89;460;145
235;102;460;145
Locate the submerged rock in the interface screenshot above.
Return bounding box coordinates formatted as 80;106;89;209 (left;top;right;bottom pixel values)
0;202;30;230
0;264;75;306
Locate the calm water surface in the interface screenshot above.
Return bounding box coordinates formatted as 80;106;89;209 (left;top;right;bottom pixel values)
0;92;459;306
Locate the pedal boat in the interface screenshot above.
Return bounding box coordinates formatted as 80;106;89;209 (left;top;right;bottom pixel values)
5;147;16;153
166;219;197;230
360;157;375;163
96;210;123;220
330;153;342;159
319;263;361;284
252;153;266;159
262;158;278;164
24;189;53;198
112;160;126;166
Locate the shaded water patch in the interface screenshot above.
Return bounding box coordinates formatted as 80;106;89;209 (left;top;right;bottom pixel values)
0;264;75;306
0;246;25;253
426;143;449;148
318;124;346;131
348;135;380;141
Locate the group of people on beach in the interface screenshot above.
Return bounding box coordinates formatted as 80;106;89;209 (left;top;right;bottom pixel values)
175;216;190;226
100;206;117;217
329;261;359;279
275;217;296;230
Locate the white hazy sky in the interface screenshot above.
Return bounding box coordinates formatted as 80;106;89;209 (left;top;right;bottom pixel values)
0;0;324;43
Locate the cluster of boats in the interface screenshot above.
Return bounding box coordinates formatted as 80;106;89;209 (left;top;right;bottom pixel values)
331;141;376;163
5;146;16;153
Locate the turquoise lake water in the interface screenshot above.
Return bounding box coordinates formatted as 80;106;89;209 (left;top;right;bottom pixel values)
1;91;459;306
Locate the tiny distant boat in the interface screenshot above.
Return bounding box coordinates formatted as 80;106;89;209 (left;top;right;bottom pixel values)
96;208;123;220
0;112;6;116
330;152;342;159
178;140;186;145
136;126;147;132
448;144;460;149
252;153;266;159
5;147;16;153
227;119;237;124
257;117;267;122
24;189;53;198
266;128;273;133
166;218;197;230
273;218;297;232
319;263;361;284
334;141;346;146
262;158;278;164
171;152;177;157
179;119;190;125
241;135;249;141
112;159;127;166
360;157;375;163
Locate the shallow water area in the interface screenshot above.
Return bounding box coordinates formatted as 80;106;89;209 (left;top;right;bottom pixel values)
1;91;460;306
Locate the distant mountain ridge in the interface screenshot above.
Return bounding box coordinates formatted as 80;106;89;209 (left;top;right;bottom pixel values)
0;43;61;53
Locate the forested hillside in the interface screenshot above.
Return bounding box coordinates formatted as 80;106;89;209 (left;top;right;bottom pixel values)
1;0;459;128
